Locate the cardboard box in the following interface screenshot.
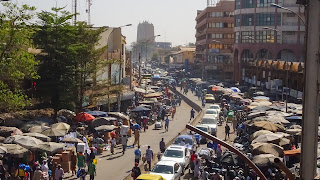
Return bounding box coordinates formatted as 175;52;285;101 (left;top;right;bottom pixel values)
60;161;70;172
77;143;85;153
52;157;61;164
61;151;70;162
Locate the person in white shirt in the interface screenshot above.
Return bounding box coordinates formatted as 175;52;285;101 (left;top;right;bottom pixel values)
41;160;49;180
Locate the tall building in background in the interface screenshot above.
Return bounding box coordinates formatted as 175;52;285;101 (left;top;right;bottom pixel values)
233;0;305;100
136;21;156;62
137;21;155;43
195;0;235;81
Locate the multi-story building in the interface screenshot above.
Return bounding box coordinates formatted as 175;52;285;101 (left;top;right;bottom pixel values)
137;21;155;43
233;0;305;100
135;21;156;62
195;0;235;82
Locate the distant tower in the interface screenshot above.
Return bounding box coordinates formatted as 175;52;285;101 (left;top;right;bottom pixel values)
207;0;216;6
137;21;155;43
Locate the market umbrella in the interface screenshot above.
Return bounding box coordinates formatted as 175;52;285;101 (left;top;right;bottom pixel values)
230;87;241;93
41;128;66;137
28;125;50;133
250;121;281;132
252;143;284;157
108;112;130;121
60;137;83;143
2;144;29;158
247;112;266;120
20;121;49;132
0;137;5;143
23;133;51;142
253;96;270;101
91;117;117;128
278;137;291;146
0;146;7;154
250;130;273;141
0;126;23;137
289;124;302;129
252;133;283;144
86;111;108;117
94;125;116;131
286;128;302;134
37;142;65;154
220;152;238;165
12;135;44;150
57;109;76;119
143;92;163;98
285;116;302;121
51;122;71;132
74;112;95;122
131;106;151;112
252;154;280;167
252;116;290;124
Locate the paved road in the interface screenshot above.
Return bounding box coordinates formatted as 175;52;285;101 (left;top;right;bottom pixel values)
64;97;198;180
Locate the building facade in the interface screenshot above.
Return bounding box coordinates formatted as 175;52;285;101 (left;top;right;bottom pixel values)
233;0;305;98
195;0;235;82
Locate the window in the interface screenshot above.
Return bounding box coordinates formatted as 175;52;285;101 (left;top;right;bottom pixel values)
256;13;275;26
236;0;241;9
242;0;254;8
235;15;241;27
224;23;234;28
235;32;240;43
257;0;275;7
209;44;223;49
208;23;223;28
210;12;223;17
255;30;276;43
242;14;254;26
285;31;295;35
211;34;223;38
223;34;234;39
241;31;255;43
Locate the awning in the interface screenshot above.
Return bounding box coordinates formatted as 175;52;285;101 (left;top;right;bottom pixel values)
284;149;301;156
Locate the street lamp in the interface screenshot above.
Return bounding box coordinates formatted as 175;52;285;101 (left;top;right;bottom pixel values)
263;26;289;113
270;3;305;25
145;34;161;63
243;36;259;91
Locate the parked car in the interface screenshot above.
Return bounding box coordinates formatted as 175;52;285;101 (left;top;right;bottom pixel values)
136;174;166;180
200;115;218;136
205;109;218;118
173;135;196;151
150;161;182;180
205;94;215;103
161;145;190;174
195;124;210;144
208;104;221;114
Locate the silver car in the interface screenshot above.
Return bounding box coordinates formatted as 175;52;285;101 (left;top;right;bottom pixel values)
150;161;182;180
160;145;190;175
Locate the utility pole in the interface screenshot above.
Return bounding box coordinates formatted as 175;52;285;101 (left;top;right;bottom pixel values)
129;51;132;90
138;52;141;85
86;0;92;25
72;0;77;25
300;0;320;179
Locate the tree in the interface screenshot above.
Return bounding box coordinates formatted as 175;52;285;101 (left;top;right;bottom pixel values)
151;53;159;61
33;7;107;118
0;3;38;112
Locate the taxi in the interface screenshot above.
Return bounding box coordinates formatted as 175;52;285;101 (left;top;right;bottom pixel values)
205;94;215;103
136;174;166;180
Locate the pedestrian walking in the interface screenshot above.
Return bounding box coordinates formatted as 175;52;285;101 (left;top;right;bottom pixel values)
159;138;165;153
41;160;49;180
110;137;116;154
190;109;195;121
54;164;64;180
194;154;201;178
145;146;153;171
33;166;43;180
225;123;230;140
133;128;140;147
121;136;128;155
70;151;77;175
165;116;169;132
88;159;96;180
134;146;142;164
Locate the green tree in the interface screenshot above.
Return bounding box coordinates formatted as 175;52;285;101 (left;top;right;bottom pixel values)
34;7;107;118
0;3;38;112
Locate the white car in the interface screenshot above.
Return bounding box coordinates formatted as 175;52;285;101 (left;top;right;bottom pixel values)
205;109;218;118
160;145;190;174
150;161;182;180
208;104;221;115
200;115;218;135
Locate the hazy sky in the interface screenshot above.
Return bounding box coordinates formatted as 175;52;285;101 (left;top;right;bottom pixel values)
7;0;208;47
